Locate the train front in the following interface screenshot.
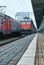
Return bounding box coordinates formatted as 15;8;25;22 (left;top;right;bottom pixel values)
20;19;32;35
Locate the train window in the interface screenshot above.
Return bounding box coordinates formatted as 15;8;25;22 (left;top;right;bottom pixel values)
1;22;3;24
21;22;25;24
0;22;1;24
27;22;31;24
3;21;6;24
25;21;31;24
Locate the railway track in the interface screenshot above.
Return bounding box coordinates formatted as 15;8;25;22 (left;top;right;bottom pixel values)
0;34;35;65
1;33;44;65
0;35;26;46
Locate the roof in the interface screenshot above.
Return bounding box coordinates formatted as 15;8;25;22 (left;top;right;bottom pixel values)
31;0;44;28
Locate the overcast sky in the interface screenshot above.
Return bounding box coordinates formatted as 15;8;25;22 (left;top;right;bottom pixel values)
0;0;37;29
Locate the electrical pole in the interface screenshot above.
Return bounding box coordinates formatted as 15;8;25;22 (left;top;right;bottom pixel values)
0;6;6;13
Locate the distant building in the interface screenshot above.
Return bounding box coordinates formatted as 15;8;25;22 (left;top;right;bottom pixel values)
15;12;30;21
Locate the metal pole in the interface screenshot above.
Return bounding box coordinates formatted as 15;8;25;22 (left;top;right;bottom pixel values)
0;6;6;13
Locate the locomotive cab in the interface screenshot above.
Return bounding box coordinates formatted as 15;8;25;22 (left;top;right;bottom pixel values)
20;19;32;35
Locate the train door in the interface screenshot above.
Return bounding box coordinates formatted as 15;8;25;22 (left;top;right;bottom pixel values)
0;18;3;33
2;17;12;35
7;20;11;34
2;18;7;34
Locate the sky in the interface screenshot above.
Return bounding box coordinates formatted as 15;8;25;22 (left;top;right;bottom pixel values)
0;0;37;29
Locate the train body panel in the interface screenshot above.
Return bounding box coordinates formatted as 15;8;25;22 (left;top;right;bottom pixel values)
2;17;11;34
11;20;20;32
0;13;20;36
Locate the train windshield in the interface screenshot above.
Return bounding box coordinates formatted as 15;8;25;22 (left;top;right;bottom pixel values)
21;21;31;24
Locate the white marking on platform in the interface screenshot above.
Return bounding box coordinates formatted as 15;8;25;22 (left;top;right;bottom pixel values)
17;34;37;65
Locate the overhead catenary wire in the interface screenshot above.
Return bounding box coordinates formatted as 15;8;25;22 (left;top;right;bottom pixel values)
16;0;33;15
18;0;26;11
22;0;30;12
25;0;37;29
3;0;16;16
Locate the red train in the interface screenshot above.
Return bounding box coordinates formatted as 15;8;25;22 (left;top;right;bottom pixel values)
0;13;20;36
20;19;33;34
0;13;35;36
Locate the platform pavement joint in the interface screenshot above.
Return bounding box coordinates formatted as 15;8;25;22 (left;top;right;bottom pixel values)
34;33;44;65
